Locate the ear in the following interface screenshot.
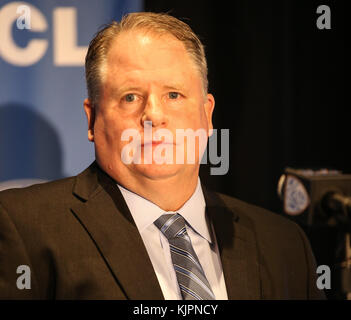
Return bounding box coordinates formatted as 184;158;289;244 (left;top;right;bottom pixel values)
83;98;95;142
204;93;215;137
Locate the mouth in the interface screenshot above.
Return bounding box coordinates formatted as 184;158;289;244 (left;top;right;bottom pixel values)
141;141;174;147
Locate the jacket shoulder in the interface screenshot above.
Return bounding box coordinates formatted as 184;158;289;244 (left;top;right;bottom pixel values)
210;191;310;253
0;176;76;213
213;191;296;231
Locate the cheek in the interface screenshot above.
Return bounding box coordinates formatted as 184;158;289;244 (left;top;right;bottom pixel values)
94;113;125;148
181;106;208;130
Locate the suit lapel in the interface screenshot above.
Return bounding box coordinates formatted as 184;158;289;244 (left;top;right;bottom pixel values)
70;162;163;299
203;187;261;299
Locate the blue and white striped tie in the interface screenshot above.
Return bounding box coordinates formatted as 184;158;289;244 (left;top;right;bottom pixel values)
154;213;215;300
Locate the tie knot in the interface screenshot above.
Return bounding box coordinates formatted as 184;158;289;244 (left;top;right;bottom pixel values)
154;213;187;240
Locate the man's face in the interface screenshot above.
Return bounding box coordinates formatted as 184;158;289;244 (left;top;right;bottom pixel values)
84;29;214;184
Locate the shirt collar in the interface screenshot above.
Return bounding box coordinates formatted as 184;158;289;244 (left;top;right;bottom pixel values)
117;178;212;244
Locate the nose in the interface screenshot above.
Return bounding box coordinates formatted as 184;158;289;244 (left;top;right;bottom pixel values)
141;94;167;128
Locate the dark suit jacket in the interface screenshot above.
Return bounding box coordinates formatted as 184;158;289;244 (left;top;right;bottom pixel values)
0;162;325;299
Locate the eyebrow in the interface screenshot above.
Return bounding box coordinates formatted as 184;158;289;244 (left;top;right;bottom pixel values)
162;84;186;91
110;86;142;98
109;83;187;98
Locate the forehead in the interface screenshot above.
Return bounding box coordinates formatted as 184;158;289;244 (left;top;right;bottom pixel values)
103;29;200;85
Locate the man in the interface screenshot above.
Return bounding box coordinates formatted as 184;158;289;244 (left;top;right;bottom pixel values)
0;12;324;299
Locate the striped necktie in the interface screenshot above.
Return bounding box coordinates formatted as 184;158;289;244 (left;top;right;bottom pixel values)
154;213;215;300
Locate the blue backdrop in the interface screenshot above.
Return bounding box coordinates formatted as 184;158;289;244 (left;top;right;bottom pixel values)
0;0;142;185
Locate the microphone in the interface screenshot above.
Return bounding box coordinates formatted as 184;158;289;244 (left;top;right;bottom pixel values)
277;167;351;227
322;192;351;212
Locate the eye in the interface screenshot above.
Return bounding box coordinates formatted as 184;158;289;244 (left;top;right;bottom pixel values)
124;93;136;102
168;92;179;99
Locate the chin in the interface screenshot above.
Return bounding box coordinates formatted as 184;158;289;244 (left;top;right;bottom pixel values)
132;163;184;180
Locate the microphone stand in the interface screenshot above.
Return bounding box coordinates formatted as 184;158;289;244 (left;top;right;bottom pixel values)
345;233;351;300
331;199;351;299
340;203;351;300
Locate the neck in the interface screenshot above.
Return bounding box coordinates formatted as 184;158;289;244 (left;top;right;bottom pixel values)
134;175;198;211
102;164;199;211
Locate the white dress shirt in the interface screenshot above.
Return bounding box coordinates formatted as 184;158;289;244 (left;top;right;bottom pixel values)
117;178;228;300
